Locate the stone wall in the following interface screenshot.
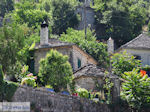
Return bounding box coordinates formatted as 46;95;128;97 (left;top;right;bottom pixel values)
12;86;111;112
76;7;95;30
74;76;103;91
72;47;90;70
34;46;94;73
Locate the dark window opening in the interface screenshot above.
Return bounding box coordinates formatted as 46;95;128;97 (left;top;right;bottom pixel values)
134;55;141;60
79;0;83;2
78;58;81;68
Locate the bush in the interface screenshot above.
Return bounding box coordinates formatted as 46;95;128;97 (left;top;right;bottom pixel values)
0;65;4;84
3;81;18;101
0;66;18;101
21;73;37;87
76;88;89;98
121;69;150;111
111;51;141;77
38;50;73;92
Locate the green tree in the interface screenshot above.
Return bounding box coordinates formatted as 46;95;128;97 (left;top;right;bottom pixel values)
111;51;141;77
38;50;73;92
60;28;109;68
121;69;150;111
0;0;14;17
0;21;40;77
51;0;79;34
11;0;51;28
93;0;148;47
41;0;79;35
10;0;79;34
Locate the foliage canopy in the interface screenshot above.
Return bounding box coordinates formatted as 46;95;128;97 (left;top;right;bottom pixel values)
121;69;150;111
38;50;73;92
93;0;149;47
111;51;141;76
60;28;109;68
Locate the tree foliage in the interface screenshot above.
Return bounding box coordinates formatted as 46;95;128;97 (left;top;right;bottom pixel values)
50;0;79;34
10;0;79;34
111;51;141;76
93;0;149;47
38;50;73;92
60;28;109;68
121;69;150;111
0;21;40;77
11;0;51;28
0;65;4;84
0;0;14;17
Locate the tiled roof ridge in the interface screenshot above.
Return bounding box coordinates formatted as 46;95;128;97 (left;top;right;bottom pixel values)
120;33;143;48
116;33;150;52
73;64;94;74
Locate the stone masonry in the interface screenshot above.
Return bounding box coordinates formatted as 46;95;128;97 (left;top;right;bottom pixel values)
12;86;111;112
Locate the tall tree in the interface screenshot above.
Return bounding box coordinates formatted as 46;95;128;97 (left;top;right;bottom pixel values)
0;0;14;17
11;0;51;28
41;0;79;35
93;0;148;47
0;21;40;76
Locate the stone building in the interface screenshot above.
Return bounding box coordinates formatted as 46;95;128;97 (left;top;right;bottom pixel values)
34;22;97;73
74;64;120;101
34;22;121;100
116;32;150;66
76;0;95;30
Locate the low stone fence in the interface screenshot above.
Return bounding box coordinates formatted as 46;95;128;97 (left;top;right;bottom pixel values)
12;86;111;112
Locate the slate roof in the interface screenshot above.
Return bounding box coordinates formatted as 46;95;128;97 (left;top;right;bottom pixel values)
74;64;119;79
118;32;150;50
35;38;75;49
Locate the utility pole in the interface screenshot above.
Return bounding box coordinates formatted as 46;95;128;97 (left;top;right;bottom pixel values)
84;0;87;39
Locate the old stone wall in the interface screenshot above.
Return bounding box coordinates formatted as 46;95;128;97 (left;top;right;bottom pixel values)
34;46;93;73
12;86;111;112
72;47;91;70
74;76;103;91
76;7;95;30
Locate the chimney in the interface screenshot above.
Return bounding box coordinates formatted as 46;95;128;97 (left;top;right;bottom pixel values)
107;37;114;54
40;21;49;46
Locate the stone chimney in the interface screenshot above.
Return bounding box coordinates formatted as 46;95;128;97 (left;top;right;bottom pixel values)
107;37;114;54
40;21;49;46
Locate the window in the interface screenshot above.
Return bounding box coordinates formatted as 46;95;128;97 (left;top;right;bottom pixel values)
134;55;141;60
79;0;84;2
78;58;81;68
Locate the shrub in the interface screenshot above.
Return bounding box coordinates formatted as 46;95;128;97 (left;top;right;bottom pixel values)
38;50;73;92
21;73;37;87
3;81;18;101
111;51;141;77
0;66;18;101
0;65;4;84
76;88;89;98
121;69;150;111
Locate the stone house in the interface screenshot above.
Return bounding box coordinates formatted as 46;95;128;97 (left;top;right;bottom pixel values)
74;64;121;101
34;22;121;100
34;22;97;73
116;32;150;66
76;0;95;30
